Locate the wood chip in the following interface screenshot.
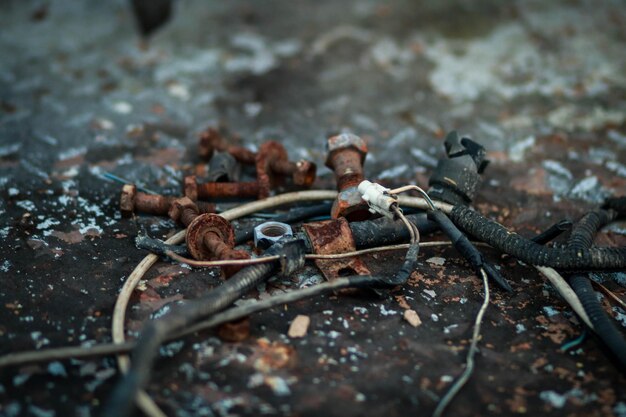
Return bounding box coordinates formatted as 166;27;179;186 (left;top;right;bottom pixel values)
288;314;310;338
403;309;422;328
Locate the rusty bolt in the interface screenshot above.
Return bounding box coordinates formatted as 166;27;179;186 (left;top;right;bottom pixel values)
324;134;370;220
184;175;261;201
199;129;317;189
120;184;215;218
185;212;250;277
256;141;317;189
168;197;201;226
198;128;256;164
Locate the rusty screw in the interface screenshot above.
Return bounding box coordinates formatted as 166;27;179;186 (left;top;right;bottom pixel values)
169;197;249;277
120;184;215;218
324;133;370;220
199;129;317;188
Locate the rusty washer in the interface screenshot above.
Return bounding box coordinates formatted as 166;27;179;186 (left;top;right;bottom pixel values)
185;213;250;276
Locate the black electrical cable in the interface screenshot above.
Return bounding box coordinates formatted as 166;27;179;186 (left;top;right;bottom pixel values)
448;205;626;270
349;212;438;248
135;235;189;257
235;202;333;245
565;209;626;368
102;238;306;417
1;239;420;370
136;210;436;257
428;210;512;292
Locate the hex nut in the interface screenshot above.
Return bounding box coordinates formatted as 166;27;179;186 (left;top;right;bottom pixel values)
253;221;293;249
325;133;368;168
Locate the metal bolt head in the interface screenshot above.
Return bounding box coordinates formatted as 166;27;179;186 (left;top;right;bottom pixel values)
292;159;317;187
331;187;371;221
183;175;198;201
120;184;137;217
253;221;293;249
198;128;221;160
325;133;368;169
167;196;196;224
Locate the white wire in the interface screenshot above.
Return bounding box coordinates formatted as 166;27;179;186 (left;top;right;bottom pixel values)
432;268;490;417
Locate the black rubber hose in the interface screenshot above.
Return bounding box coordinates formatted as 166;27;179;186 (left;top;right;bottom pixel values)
349;212;438;248
235;203;333;245
428;210;512;292
448;205;626;269
140;211;437;257
565;210;626;368
102;239;304;417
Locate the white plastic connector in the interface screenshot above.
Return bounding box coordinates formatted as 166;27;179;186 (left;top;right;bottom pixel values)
358;180;398;218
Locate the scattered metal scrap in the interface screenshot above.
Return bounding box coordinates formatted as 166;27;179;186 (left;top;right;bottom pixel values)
3;127;626;417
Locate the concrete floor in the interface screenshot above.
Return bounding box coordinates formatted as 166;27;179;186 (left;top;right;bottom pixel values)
1;1;626;416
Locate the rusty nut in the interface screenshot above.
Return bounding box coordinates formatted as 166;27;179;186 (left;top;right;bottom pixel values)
120;184;137;218
253;221;293;249
324;133;368;169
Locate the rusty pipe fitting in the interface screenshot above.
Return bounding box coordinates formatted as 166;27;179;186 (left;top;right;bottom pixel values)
120;184;215;218
184;175;261;201
324;133;370;221
199;129;317;188
169;198;250;277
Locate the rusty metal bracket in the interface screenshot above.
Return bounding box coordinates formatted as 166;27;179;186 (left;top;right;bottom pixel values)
302;217;370;280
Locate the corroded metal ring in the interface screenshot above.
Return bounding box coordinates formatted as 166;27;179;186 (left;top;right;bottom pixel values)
186;213;235;261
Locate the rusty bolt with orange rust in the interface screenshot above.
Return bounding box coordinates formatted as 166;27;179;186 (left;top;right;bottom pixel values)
168;197;250;277
199;129;317;189
120;184;215;218
324;133;371;221
198;127;256;164
256;141;317;189
184;175;262;201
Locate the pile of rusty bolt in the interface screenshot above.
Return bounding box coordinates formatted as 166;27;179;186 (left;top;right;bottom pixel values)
187;128;317;200
119;128;319;276
118;129;382;280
